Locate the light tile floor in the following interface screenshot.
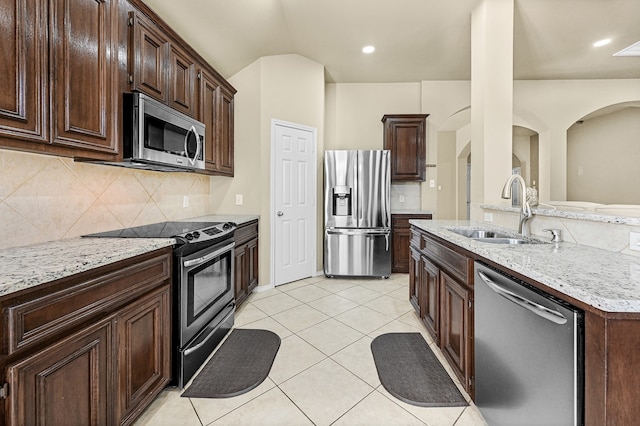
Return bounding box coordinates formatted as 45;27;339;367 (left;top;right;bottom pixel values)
135;274;488;426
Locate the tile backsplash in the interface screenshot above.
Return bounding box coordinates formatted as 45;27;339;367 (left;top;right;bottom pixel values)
390;182;421;211
0;149;213;250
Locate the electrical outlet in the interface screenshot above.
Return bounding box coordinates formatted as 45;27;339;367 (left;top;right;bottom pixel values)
429;180;436;188
484;212;494;222
182;195;189;208
399;195;405;203
630;232;640;252
235;194;243;205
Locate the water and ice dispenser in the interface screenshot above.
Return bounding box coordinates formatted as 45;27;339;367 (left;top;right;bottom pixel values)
331;186;352;216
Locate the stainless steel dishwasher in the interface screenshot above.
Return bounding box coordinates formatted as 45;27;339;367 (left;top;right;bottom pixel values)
474;261;584;426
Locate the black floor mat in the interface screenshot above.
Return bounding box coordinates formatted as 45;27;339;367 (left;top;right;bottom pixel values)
371;332;468;407
182;329;280;398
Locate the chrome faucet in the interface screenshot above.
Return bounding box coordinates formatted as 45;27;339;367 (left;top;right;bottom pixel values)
501;174;533;236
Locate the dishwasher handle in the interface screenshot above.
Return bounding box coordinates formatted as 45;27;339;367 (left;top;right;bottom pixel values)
477;270;568;325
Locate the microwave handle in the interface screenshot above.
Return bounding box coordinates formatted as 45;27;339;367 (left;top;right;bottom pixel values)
185;125;202;166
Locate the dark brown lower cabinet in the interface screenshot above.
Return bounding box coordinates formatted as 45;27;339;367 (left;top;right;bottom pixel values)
6;318;113;425
0;248;172;426
392;214;432;273
421;256;441;343
117;286;171;425
440;271;472;390
409;226;474;396
234;220;259;307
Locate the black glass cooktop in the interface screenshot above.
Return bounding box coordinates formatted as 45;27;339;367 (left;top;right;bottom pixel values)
83;221;220;238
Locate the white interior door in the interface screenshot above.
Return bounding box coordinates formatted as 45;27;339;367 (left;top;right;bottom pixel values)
272;120;317;286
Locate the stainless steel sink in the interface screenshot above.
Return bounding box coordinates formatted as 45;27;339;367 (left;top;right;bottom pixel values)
446;227;546;245
448;229;512;239
474;237;532;244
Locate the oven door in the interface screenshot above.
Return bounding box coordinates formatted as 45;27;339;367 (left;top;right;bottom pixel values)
179;240;235;347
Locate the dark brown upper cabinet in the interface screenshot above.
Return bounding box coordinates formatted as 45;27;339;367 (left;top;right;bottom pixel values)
168;44;197;117
199;69;235;176
382;114;429;181
0;0;118;158
129;11;197;118
129;11;169;103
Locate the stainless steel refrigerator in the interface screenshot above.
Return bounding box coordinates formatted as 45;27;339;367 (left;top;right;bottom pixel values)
324;150;391;278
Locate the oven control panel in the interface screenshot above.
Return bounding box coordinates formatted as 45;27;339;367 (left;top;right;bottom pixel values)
180;222;236;244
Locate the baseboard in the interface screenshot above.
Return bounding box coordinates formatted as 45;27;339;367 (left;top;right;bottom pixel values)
252;283;275;293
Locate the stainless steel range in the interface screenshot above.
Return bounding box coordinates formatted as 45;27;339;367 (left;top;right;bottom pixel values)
84;221;237;388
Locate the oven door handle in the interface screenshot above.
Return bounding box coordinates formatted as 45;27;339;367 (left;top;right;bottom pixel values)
183;242;235;268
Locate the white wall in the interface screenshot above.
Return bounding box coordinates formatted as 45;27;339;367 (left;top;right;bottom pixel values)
513;79;640;202
218;54;325;283
324;83;421;150
567;107;640;204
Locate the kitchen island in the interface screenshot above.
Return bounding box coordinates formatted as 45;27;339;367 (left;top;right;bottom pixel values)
410;220;640;426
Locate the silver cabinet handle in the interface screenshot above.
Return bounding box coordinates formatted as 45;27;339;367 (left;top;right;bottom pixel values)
477;271;567;325
277;211;284;216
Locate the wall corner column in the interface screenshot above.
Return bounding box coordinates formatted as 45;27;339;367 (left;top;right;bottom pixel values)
470;0;515;210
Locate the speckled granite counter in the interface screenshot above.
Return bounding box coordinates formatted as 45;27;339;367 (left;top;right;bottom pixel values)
482;204;640;226
0;214;260;298
0;237;175;297
410;220;640;313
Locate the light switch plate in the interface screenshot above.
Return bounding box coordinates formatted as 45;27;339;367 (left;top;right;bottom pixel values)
484;212;494;222
235;194;243;205
429;180;435;188
182;196;189;208
399;195;405;203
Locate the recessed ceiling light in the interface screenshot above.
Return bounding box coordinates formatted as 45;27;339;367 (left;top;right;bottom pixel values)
593;38;611;47
362;45;375;54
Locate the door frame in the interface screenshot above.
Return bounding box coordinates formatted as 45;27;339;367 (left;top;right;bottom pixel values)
270;118;318;286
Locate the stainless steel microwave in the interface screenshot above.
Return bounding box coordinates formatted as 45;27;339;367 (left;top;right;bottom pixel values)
120;92;205;172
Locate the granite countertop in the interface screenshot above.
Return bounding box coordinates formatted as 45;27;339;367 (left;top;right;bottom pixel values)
0;214;260;298
410;220;640;313
0;237;175;297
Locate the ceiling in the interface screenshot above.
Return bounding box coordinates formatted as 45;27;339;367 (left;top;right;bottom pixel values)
142;0;640;83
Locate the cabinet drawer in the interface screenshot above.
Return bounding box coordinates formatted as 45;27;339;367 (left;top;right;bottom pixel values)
2;250;171;356
422;234;472;284
235;221;258;245
392;214;432;230
411;229;423;248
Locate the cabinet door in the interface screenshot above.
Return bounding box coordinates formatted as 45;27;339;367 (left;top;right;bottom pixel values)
168;44;196;117
409;246;421;314
234;242;248;306
246;237;259;293
6;319;113;426
116;285;171;425
420;256;440;342
440;270;472;390
130;11;169;103
217;85;235;175
199;69;220;171
382;115;428;181
199;70;234;176
50;0;117;153
0;0;48;143
392;228;411;273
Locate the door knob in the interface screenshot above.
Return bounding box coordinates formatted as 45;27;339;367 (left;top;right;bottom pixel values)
277;211;284;216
